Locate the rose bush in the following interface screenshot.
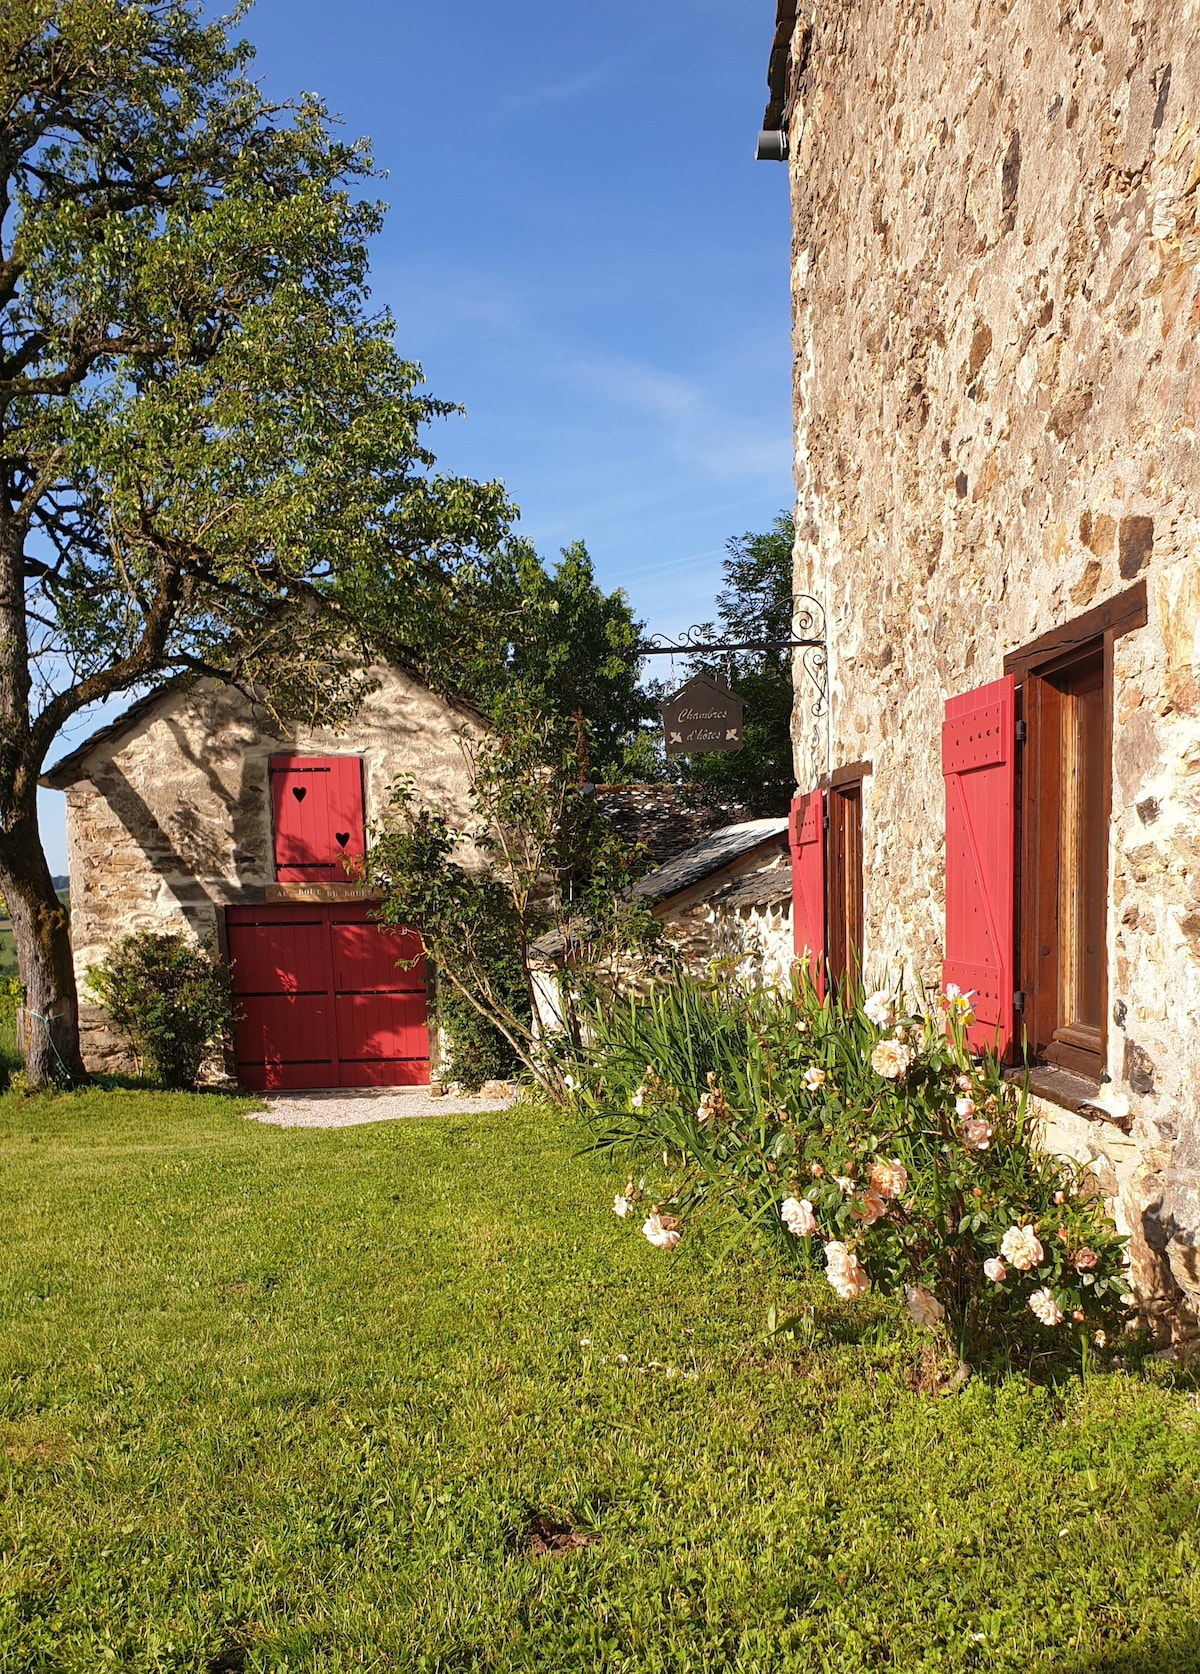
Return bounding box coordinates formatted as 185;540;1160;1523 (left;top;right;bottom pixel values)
569;968;1130;1366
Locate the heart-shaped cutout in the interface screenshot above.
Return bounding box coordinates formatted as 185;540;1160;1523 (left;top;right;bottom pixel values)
291;785;307;802
335;831;350;848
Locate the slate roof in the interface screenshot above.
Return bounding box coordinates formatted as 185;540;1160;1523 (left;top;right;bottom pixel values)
630;817;789;905
529;817;790;968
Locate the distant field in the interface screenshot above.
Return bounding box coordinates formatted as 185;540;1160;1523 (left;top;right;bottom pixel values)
0;880;69;979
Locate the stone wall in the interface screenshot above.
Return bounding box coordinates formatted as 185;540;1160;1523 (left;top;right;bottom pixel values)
784;0;1200;1337
658;849;794;988
58;671;484;1068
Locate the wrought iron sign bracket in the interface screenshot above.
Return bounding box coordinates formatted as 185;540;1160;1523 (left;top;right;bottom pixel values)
630;593;828;718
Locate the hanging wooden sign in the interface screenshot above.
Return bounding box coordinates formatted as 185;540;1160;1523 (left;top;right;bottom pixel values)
659;673;745;756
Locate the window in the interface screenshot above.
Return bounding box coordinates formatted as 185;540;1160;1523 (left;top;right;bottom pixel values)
827;768;866;987
789;762;870;992
269;755;365;883
1017;647;1110;1078
942;580;1147;1084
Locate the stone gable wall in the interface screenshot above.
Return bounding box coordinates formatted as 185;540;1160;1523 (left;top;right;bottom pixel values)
785;0;1200;1337
63;671;483;1070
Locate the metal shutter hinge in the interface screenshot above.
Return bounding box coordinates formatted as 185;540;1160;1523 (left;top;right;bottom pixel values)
1013;990;1025;1013
1014;720;1027;742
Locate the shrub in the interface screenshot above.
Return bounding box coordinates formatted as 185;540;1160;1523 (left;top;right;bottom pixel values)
570;968;1130;1368
435;950;525;1090
87;931;235;1092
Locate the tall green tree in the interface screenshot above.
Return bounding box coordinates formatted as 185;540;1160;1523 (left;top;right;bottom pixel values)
679;512;796;816
428;537;651;781
0;1;510;1084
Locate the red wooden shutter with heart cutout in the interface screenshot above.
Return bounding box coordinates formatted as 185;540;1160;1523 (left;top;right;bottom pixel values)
790;788;825;995
942;676;1015;1058
270;756;365;883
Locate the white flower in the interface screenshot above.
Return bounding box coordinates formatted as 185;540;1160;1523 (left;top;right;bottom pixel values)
642;1213;681;1251
780;1196;818;1237
613;1195;631;1219
960;1117;994;1150
871;1037;913;1080
804;1065;826;1091
863;991;896;1028
983;1257;1007;1282
868;1158;908;1199
630;1085;645;1109
1000;1224;1044;1271
1028;1287;1064;1327
905;1286;945;1330
955;1095;976;1118
835;1175;856;1196
564;1075;577;1092
823;1240;870;1300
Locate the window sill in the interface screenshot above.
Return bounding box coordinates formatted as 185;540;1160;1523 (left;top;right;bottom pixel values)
1005;1062;1102;1117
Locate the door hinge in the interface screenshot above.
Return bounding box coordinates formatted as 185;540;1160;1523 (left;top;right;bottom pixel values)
1013;990;1025;1014
1014;720;1027;742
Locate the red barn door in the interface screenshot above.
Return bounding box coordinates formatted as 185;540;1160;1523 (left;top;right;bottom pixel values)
228;903;428;1090
942;676;1016;1059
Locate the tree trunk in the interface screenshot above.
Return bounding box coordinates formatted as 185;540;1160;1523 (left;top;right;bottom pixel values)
0;816;87;1087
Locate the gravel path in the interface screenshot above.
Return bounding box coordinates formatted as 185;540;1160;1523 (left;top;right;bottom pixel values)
245;1085;519;1129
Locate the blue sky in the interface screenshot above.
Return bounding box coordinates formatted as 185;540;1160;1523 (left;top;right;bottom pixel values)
39;0;794;871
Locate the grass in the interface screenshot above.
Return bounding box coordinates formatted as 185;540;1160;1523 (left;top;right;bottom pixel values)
0;1091;1198;1673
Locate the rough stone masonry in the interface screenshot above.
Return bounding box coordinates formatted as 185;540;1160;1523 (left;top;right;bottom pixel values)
782;1;1200;1339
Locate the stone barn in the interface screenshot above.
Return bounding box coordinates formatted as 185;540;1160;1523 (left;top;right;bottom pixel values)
42;669;485;1090
760;2;1200;1337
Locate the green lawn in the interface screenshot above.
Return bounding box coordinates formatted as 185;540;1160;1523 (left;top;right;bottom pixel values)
1;1092;1198;1674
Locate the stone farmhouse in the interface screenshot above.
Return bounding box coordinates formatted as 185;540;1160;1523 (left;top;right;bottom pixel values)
42;669;486;1090
761;3;1200;1334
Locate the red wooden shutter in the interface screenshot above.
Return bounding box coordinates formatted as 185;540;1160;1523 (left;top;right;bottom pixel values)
270;756;365;883
942;676;1016;1058
790;788;825;993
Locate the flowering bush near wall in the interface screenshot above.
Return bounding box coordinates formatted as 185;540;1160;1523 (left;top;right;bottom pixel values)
572;971;1129;1367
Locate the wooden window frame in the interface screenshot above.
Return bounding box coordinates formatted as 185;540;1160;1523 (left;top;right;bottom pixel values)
824;761;870;988
1004;582;1146;1081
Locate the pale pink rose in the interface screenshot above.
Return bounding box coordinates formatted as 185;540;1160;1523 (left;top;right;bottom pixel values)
863;991;895;1028
955;1074;973;1093
955;1095;976;1118
868;1158;908;1199
642;1213;681;1251
871;1037;913;1080
613;1195;631;1219
804;1065;826;1091
1072;1309;1085;1322
810;1162;824;1177
780;1196;818;1237
905;1285;945;1329
1000;1225;1044;1271
983;1257;1007;1283
1028;1287;1064;1327
1053;1190;1065;1204
853;1188;889;1227
1073;1248;1098;1272
960;1117;993;1150
823;1241;870;1301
